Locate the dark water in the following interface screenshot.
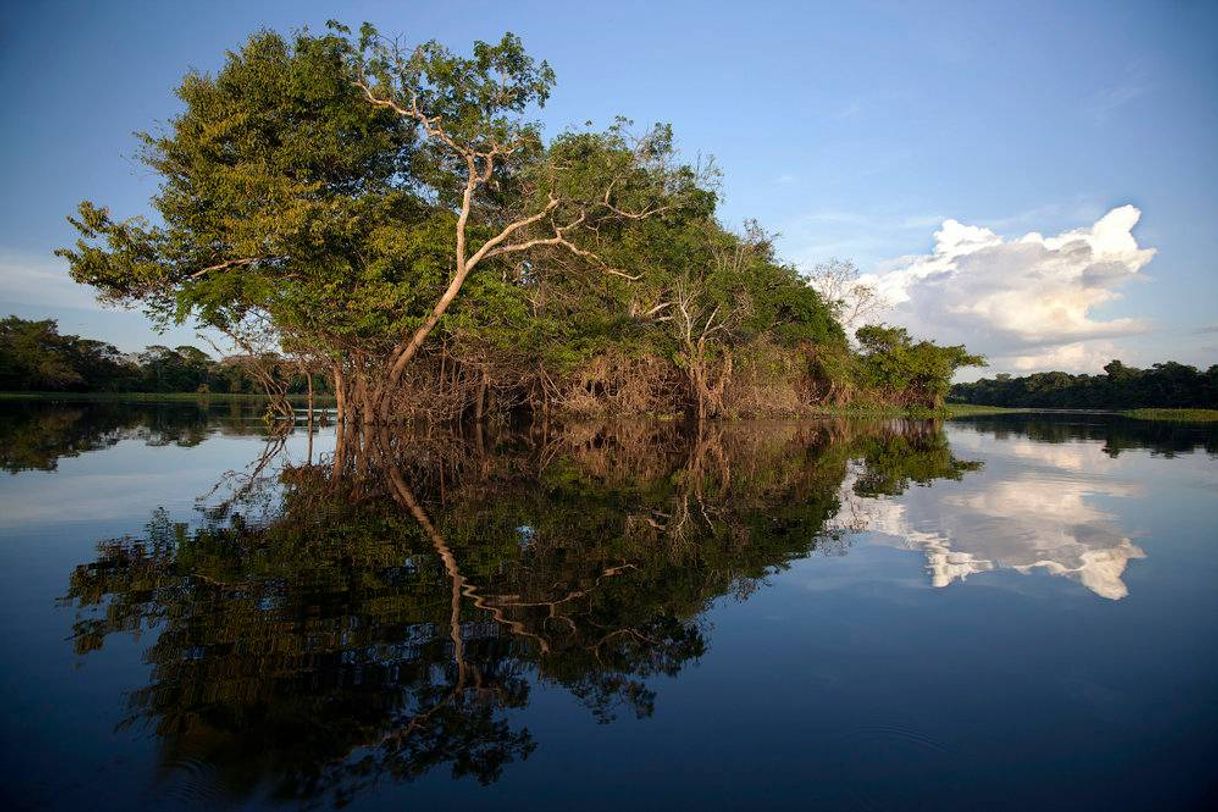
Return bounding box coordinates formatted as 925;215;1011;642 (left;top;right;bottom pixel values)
1;402;1216;810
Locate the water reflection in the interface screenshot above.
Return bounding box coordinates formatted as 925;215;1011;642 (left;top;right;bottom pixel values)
854;470;1146;599
40;409;1218;804
0;399;278;473
951;412;1218;458
933;415;1211;598
58;420;975;804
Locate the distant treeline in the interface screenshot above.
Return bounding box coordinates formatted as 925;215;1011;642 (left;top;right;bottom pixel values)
950;360;1218;409
0;316;321;394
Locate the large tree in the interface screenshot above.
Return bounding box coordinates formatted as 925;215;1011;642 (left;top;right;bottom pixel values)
59;24;703;425
56;22;976;424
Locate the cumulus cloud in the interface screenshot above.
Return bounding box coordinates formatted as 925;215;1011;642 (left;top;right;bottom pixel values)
862;205;1156;372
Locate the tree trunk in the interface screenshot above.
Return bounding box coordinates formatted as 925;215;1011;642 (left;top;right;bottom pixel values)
474;367;489;423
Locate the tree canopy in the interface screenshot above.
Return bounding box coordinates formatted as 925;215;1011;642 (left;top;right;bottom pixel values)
950;360;1218;409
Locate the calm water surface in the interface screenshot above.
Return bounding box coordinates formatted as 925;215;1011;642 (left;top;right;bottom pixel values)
1;402;1216;810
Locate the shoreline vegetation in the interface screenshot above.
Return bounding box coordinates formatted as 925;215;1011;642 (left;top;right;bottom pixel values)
3;390;1215;424
947;362;1217;423
1116;408;1218;423
945;404;1218;422
950;361;1216;411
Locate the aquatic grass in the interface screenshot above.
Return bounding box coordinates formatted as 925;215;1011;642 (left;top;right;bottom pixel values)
1121;408;1218;423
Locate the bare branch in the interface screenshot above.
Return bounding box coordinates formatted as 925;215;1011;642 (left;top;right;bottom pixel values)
354;80;466;157
600;180;675;220
189;257;259;280
483;209;643;280
467;196;560;268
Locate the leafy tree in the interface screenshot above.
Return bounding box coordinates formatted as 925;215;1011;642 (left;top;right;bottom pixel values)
0;316;143;391
855;325;984;409
54;23;975;422
0;316;85;390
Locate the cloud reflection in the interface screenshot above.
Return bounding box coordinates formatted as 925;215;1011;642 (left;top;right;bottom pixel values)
839;435;1147;600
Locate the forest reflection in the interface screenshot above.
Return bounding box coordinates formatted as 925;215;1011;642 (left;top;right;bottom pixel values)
0;399;280;473
60;418;977;804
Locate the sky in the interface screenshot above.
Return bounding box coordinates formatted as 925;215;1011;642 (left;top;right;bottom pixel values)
1;0;1215;377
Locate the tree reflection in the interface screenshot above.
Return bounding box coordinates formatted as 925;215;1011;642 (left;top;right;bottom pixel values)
61;420;979;804
0;399;275;473
951;413;1218;457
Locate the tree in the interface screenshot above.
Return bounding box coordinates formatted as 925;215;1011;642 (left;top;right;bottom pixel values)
346;23;712;419
0;316;145;391
0;317;85;390
54;23;975;424
806;258;886;331
855;325;984;409
58;27;422;419
951;359;1216;409
58;25;708;425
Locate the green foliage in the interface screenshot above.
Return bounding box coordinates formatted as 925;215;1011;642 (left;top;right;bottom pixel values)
854;325;985;409
0;316;138;391
0;316;324;396
951;360;1218;409
1121;408;1218;423
57;27;423;351
55;23;976;418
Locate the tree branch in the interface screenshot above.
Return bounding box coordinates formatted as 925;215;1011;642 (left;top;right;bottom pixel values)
484;211;642;280
189;257;259;280
466;196;560;269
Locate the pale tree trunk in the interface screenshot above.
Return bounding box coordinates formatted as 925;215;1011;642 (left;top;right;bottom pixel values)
359;85;645;425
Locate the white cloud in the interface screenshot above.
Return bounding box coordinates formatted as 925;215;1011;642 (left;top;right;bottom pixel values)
0;249;100;310
831;99;863;120
862;205;1157;372
1085;61;1151;124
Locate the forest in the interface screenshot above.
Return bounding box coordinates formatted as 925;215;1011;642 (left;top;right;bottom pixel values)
54;23;981;426
0;315;314;395
950;360;1218;409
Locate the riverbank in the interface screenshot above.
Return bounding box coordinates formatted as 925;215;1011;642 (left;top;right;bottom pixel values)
1120;408;1218;422
4;393;1214;423
0;391;337;404
947;403;1218;422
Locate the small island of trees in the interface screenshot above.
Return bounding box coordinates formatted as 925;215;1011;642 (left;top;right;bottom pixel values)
53;22;981;428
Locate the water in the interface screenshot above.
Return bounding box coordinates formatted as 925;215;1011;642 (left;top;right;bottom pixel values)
1;402;1216;810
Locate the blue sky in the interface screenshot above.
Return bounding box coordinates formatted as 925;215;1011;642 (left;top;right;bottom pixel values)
1;0;1215;374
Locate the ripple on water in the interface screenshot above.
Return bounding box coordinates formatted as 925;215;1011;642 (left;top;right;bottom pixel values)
156;757;229;808
835;722;958;811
